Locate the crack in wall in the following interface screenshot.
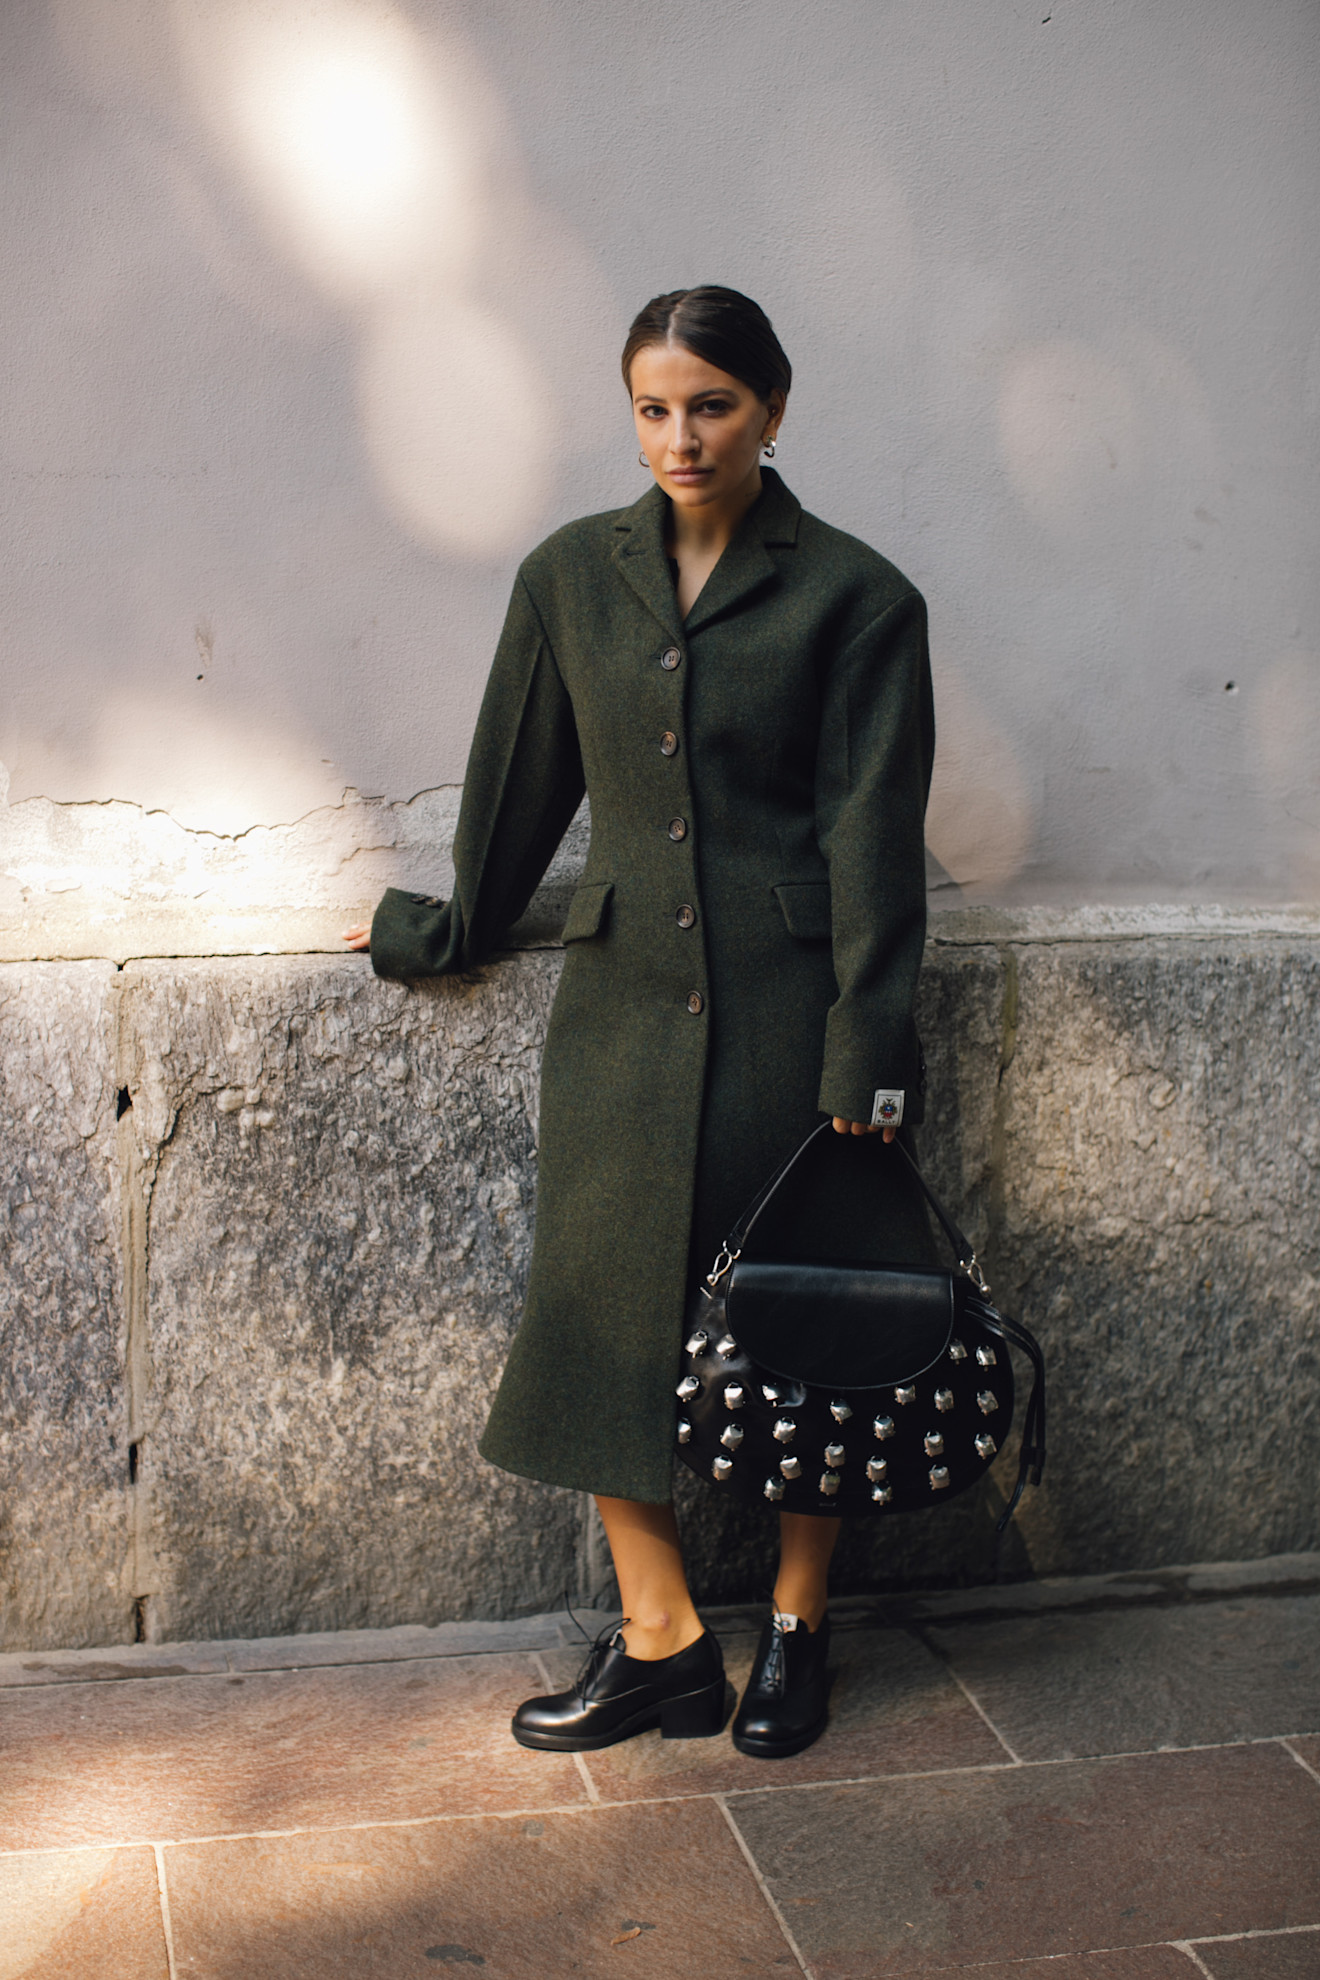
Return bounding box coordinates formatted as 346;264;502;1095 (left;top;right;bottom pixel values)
114;987;159;1646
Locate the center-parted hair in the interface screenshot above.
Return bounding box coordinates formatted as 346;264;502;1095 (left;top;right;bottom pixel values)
622;286;792;403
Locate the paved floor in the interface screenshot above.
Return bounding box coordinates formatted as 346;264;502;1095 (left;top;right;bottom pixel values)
1;1556;1317;1978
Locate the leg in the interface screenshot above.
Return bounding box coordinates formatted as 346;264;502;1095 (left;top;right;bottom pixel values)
773;1511;841;1631
595;1496;705;1660
510;1496;723;1750
732;1512;840;1760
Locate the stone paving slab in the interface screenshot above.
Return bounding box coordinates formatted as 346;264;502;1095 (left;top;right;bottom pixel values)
927;1594;1320;1760
1194;1929;1320;1978
726;1741;1320;1976
550;1625;1008;1803
915;1953;1199;1978
0;1654;585;1851
0;1846;169;1979
161;1800;799;1977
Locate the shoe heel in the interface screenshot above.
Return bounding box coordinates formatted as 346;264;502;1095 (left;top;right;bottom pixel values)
659;1676;726;1740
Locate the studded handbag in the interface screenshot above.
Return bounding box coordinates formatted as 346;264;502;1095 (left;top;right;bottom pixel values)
675;1123;1045;1525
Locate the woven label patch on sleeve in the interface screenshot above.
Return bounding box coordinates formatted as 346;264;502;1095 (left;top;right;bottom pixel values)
871;1089;904;1128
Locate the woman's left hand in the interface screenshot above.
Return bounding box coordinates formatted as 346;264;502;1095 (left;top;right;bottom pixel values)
832;1118;897;1142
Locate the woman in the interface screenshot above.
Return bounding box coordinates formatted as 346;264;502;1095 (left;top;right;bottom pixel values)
345;287;935;1759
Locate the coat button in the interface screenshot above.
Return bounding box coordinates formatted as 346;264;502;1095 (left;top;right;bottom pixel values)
676;904;696;928
659;731;679;756
668;817;688;841
687;991;704;1015
660;647;682;671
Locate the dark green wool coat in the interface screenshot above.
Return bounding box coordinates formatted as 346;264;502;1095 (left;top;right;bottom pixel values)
370;469;936;1503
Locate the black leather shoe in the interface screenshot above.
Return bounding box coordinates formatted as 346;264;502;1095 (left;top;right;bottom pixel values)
731;1611;831;1759
512;1624;726;1751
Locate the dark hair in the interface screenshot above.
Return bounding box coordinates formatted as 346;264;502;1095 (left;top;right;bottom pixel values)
621;286;792;402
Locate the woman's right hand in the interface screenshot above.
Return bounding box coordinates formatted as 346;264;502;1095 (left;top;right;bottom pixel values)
342;924;371;952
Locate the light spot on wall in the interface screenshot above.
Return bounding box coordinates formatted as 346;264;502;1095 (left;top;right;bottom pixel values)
167;0;559;558
359;288;549;559
173;0;476;300
925;664;1033;895
997;341;1140;535
1252;651;1320;892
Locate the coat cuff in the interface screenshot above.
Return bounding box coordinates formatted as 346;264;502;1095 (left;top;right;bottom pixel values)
818;1033;927;1128
369;887;459;980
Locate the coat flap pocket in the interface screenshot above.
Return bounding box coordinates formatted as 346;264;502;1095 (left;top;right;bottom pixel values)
773;881;832;940
562;881;614;944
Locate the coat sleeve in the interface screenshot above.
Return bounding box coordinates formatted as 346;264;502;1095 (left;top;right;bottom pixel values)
369;573;585;980
815;587;935;1125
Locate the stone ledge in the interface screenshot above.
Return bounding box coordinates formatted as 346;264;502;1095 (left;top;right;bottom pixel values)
3;932;1318;1649
2;1550;1314;1689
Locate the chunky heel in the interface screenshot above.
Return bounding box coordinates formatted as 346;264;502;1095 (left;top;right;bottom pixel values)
659;1675;726;1740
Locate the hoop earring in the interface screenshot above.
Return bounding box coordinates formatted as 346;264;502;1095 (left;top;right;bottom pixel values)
763;439;776;459
638;450;649;467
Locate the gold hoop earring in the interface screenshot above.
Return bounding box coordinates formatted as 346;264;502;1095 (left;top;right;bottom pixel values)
638;450;649;467
763;439;776;459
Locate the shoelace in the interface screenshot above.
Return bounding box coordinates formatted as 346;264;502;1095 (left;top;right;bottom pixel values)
756;1610;797;1695
565;1598;632;1695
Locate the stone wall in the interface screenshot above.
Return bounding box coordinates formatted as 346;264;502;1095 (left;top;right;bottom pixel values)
3;919;1318;1650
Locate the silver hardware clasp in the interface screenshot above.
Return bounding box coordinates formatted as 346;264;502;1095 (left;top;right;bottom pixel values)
961;1252;991;1296
706;1245;741;1288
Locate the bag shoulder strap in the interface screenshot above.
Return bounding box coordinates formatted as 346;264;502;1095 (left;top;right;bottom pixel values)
713;1121;989;1294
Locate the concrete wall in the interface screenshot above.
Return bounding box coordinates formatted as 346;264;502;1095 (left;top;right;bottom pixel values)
5;914;1317;1651
2;0;1319;947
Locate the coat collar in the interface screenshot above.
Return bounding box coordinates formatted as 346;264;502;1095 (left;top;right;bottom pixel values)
611;468;801;638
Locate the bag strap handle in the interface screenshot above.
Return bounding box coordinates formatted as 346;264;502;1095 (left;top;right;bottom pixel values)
708;1119;990;1296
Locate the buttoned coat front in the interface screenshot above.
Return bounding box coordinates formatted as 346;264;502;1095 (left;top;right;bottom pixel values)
370;470;936;1503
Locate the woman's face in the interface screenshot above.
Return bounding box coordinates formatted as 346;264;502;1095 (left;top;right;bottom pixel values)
630;342;784;512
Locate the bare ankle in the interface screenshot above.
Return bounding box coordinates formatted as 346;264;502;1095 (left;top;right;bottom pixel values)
620;1613;704;1661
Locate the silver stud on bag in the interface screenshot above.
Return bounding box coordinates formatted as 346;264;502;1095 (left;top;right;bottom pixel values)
824;1443;846;1467
929;1465;951;1489
780;1456;803;1480
924;1431;945;1457
773;1418;797;1443
873;1415;895;1440
724;1383;746;1409
895;1385;917;1406
975;1433;998;1460
762;1383;783;1404
720;1423;744;1451
677;1419;692;1445
948;1339;968;1362
866;1457;888;1484
716;1334;739;1358
935;1388;954;1413
712;1455;734;1481
819;1473;841;1496
685;1330;709;1356
829;1400;853;1424
976;1344;997;1368
871;1483;893;1504
676;1375;700;1400
763;1477;785;1501
977;1389;999;1415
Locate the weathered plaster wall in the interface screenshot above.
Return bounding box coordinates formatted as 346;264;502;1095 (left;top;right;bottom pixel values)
2;0;1318;940
4;923;1317;1651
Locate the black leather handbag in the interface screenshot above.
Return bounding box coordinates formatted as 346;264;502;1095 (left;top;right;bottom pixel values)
675;1123;1045;1527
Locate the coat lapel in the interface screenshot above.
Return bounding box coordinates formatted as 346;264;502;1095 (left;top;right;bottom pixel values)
682;469;801;635
611;469;802;639
611;483;684;641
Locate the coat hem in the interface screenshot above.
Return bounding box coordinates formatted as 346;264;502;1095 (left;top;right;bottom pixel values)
477;1432;675;1505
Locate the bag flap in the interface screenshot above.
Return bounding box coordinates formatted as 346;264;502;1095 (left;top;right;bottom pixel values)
773;881;832;940
561;881;614;944
725;1259;956;1389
